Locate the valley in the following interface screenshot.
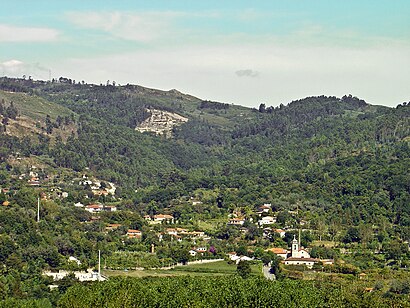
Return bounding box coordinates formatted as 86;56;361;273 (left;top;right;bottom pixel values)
0;77;409;306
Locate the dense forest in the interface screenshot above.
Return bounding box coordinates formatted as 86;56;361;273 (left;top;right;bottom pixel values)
0;76;409;306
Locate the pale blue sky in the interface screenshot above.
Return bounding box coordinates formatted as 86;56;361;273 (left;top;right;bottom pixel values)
1;1;409;107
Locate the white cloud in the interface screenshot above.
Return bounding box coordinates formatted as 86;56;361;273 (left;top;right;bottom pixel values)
0;24;59;42
65;11;182;42
0;60;51;79
1;59;25;75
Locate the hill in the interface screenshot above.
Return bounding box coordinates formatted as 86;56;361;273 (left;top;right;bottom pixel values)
0;76;409;305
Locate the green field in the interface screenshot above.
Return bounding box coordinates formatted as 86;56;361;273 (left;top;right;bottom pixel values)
0;90;75;121
103;260;262;278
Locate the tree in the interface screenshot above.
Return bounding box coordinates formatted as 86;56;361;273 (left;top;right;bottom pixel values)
5;102;18;119
258;103;266;113
236;260;251;278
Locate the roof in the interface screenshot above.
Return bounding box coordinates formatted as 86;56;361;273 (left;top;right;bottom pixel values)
267;248;288;254
2;201;10;206
154;214;173;219
127;229;141;233
85;204;103;209
285;257;318;262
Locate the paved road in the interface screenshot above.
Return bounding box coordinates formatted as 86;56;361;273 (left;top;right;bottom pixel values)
262;265;275;280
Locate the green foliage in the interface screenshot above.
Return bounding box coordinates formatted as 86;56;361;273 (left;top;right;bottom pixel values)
236;260;251;278
57;276;410;307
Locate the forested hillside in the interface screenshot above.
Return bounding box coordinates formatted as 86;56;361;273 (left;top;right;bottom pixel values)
0;76;409;306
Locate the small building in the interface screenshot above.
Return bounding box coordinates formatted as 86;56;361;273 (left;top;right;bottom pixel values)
85;204;104;213
266;247;289;260
274;229;286;238
126;229;142;239
258;204;272;213
68;256;81;265
228;218;245;226
153;214;174;224
195;247;207;253
258;216;276;226
105;223;122;231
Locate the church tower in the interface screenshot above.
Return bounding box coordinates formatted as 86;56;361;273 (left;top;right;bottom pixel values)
291;234;299;257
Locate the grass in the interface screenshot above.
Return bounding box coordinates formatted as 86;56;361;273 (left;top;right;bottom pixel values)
311;240;337;248
103;261;263;278
0;90;74;121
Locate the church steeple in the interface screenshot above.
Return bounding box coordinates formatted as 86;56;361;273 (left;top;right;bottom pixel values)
291;234;299;257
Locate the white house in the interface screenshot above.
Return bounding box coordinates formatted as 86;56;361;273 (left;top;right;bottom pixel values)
68;256;81;265
43;270;105;282
258;216;277;226
266;247;289;260
84;204;103;213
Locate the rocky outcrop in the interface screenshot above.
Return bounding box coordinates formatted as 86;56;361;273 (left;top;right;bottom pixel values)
135;108;188;138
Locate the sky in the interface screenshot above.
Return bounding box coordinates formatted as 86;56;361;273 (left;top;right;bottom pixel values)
0;1;409;108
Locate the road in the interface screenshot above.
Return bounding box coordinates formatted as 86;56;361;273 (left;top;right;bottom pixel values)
262;265;275;280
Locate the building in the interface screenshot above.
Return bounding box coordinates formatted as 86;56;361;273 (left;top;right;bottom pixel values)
85;204;104;213
258;216;277;226
284;235;318;269
150;214;174;224
43;270;105;282
228;218;245;226
126;229;142;239
266;247;289;260
257;204;272;214
273;229;286;238
105;223;122;231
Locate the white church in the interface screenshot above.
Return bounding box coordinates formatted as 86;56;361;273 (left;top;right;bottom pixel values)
283;235;318;269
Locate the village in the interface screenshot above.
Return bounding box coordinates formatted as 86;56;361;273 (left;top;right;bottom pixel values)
0;158;346;285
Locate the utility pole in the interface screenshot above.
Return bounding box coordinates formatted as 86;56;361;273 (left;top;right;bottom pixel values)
37;197;40;222
98;250;101;281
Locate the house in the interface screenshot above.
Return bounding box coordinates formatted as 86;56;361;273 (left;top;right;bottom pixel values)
28;177;40;186
92;190;109;197
258;216;277;226
43;270;105;282
68;256;81;265
195;247;207;253
2;201;10;206
105;223;122;231
153;214;174;224
284;235;318;269
74;202;84;208
321;259;335;265
228;218;245;226
126;229;142;239
258;204;272;213
189;250;197;256
266;247;289;260
85;204;104;213
273;229;286;238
